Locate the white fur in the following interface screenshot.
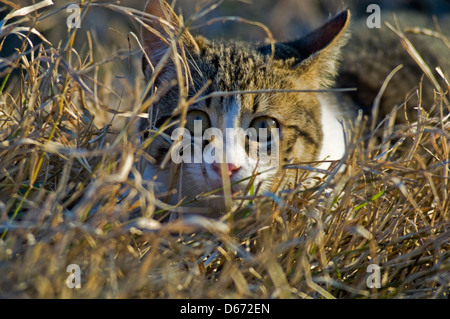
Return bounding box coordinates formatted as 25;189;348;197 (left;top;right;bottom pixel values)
317;95;346;169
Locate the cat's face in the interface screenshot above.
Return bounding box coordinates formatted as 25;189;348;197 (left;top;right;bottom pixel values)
139;0;349;215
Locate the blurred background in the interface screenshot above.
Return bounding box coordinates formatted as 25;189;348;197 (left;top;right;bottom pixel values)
3;0;450;69
3;0;450;64
26;0;450;41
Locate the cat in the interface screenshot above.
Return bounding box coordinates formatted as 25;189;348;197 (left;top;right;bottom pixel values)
137;0;352;216
137;0;449;217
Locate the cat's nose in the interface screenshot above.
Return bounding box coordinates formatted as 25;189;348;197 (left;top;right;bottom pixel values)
211;163;241;178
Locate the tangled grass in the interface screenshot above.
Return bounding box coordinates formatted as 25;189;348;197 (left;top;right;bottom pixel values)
0;1;448;298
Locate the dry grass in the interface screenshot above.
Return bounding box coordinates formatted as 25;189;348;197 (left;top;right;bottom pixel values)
0;1;449;299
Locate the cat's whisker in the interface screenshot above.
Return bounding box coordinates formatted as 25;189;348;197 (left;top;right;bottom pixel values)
194;88;357;104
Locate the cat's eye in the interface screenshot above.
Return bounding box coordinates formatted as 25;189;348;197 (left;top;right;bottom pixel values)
249;117;278;142
185;110;211;135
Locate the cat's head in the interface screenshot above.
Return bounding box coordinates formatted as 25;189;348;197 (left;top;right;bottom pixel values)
139;0;350;215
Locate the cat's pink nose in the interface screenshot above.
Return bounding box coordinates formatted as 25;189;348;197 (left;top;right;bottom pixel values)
212;163;241;177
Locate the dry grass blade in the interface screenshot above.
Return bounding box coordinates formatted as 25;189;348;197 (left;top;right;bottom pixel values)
3;0;53;21
386;19;448;105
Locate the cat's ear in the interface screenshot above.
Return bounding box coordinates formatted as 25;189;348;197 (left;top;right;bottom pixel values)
141;0;199;79
259;10;350;88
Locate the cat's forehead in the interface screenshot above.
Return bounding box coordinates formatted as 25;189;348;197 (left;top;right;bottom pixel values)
191;41;293;102
198;40;264;67
185;40;314;117
192;40;289;91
